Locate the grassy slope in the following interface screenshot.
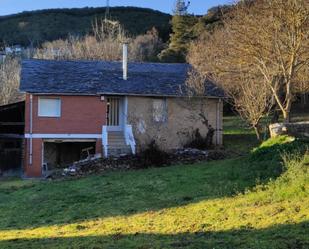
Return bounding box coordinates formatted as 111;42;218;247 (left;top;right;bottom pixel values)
223;115;260;154
0;117;308;249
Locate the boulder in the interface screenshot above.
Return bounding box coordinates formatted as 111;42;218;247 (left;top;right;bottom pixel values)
269;122;309;138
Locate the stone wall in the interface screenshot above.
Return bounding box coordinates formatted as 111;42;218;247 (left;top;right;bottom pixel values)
127;96;223;152
269;122;309;138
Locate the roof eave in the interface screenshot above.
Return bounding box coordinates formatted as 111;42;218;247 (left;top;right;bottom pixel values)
23;91;224;98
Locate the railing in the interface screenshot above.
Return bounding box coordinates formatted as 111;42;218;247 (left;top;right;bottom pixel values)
124;124;136;155
102;126;108;157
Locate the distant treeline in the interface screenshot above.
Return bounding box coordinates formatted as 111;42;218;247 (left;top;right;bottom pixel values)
0;7;172;47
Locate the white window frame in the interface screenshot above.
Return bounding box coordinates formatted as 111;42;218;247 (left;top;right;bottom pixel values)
38;97;61;118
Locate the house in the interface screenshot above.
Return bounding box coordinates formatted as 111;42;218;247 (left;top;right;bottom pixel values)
5;45;22;55
20;48;224;178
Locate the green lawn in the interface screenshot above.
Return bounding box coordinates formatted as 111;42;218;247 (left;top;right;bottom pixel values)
0;115;308;248
0;135;308;248
223;115;260;154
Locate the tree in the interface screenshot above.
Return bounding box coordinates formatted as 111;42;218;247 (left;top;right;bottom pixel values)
130;28;164;62
0;57;21;105
189;0;309;123
160;1;198;63
186;66;272;140
173;0;190;15
35;19;126;61
35;19;165;62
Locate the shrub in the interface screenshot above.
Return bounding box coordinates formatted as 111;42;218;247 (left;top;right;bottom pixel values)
184;128;215;150
137;140;170;168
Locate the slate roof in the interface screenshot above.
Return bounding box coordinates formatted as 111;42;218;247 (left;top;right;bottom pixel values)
20;59;224;98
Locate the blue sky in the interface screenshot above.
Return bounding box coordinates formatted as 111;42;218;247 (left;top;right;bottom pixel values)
0;0;232;16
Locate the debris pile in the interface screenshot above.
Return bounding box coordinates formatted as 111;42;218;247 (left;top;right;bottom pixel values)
51;148;227;179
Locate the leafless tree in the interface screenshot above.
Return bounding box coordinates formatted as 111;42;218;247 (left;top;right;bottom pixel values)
35;19;164;62
186;66;272;139
189;0;309;123
35;19;126;61
130;28;164;62
0;57;21;105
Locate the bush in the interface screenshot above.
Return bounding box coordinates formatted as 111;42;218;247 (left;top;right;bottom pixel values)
137;140;170;168
184;128;215;150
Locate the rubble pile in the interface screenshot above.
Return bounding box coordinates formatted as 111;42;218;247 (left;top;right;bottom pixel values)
54;148;227;179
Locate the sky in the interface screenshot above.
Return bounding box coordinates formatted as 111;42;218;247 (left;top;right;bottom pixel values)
0;0;232;16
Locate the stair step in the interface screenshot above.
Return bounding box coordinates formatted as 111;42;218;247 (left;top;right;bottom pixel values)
106;131;132;157
109;139;126;143
108;148;132;156
109;143;130;147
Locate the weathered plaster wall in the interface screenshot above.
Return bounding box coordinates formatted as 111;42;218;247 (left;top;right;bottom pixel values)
127;97;223;152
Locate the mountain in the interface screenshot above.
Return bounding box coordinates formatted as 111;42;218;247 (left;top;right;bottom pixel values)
0;7;171;47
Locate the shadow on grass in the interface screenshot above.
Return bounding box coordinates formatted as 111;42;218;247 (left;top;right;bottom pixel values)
0;155;283;231
1;221;309;249
224;134;260;155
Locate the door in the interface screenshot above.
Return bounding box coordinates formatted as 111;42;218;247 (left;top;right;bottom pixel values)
107;97;123;131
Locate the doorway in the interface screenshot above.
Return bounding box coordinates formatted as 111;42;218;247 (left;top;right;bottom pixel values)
107;97;124;131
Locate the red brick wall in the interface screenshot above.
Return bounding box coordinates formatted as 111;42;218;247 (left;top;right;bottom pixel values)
24;94;107;177
25;94;107;134
24;138;43;178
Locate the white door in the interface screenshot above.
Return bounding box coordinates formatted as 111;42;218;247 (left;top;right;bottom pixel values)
107;97;123;131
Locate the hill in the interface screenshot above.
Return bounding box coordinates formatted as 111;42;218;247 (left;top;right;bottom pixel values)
0;7;171;47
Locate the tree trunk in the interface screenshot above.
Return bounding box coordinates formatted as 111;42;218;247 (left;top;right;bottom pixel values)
282;110;291;123
301;93;308;109
253;125;261;141
271;109;280;124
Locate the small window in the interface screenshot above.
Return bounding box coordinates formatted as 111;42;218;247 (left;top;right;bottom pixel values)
38;98;61;117
153;99;167;123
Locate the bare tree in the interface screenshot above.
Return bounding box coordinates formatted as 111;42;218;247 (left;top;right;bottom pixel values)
189;0;309;123
186;66;272;140
0;57;21;105
232;78;272;140
35;19;165;62
130;28;164;62
35;19;126;61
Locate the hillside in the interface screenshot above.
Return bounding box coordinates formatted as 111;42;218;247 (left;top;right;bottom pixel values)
0;113;308;249
0;7;171;47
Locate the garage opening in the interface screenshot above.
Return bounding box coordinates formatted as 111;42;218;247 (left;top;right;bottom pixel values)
0;101;25;177
43;140;96;174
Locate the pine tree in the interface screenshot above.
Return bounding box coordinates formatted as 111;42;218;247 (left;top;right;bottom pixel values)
173;0;190;15
159;1;197;62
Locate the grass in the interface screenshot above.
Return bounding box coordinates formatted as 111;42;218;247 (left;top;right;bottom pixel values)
223;115;260;154
0;133;308;248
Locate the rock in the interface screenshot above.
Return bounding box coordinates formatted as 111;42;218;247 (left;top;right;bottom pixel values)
269;122;309;138
269;123;288;137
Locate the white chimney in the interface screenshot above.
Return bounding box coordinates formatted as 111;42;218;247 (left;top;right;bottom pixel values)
122;43;128;80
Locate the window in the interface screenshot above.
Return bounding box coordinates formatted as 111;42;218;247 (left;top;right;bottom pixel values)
38;98;61;117
153;99;167;123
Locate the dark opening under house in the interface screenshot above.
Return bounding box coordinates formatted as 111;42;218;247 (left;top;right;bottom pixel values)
0;101;25;176
43;141;96;174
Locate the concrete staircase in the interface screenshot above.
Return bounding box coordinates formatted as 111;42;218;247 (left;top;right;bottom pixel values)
107;131;132;157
